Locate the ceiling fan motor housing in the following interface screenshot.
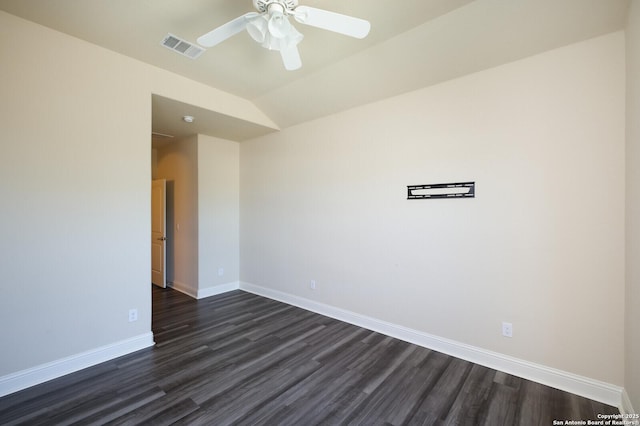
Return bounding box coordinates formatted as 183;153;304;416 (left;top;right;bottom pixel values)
253;0;298;14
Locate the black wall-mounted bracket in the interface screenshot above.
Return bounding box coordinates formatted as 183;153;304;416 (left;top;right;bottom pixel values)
407;182;475;200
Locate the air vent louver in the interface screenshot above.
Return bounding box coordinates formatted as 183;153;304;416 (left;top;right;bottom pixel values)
161;34;205;59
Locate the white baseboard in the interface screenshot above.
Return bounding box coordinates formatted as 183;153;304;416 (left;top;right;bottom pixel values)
167;280;198;299
168;281;239;300
0;333;154;398
197;281;240;299
621;389;636;415
239;282;624;410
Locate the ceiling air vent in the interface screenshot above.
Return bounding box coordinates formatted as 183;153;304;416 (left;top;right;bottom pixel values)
161;33;205;59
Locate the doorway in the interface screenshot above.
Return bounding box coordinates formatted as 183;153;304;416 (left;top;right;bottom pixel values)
151;179;166;288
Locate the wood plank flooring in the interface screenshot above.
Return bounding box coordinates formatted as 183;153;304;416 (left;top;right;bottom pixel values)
0;287;619;425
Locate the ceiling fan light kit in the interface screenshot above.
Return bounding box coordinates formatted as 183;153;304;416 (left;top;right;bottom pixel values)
197;0;371;71
247;9;303;51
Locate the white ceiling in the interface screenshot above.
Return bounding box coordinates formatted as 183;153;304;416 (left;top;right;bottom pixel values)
0;0;631;142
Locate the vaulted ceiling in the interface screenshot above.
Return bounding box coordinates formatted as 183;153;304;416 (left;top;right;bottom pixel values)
0;0;631;141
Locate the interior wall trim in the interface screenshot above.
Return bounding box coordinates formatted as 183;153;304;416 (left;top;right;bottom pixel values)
167;281;198;299
239;281;625;411
197;281;240;299
621;389;636;415
0;333;154;398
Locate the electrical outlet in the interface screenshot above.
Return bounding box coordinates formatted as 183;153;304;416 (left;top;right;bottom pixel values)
218;267;224;277
128;309;138;323
502;322;513;338
310;280;316;290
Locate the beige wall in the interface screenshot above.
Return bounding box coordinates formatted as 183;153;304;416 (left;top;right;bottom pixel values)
241;32;626;386
0;10;151;375
156;134;240;297
626;0;640;413
198;135;240;293
0;10;264;380
156;136;199;294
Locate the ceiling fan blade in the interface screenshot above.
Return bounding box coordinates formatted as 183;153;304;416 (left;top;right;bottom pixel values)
280;45;302;71
293;6;370;39
197;12;260;47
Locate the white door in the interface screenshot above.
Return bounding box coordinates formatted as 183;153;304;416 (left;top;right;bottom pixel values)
151;179;167;288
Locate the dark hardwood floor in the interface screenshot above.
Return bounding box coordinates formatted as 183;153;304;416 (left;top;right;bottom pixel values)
0;287;619;425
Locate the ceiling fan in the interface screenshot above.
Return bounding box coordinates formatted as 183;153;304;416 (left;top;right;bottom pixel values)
197;0;371;71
